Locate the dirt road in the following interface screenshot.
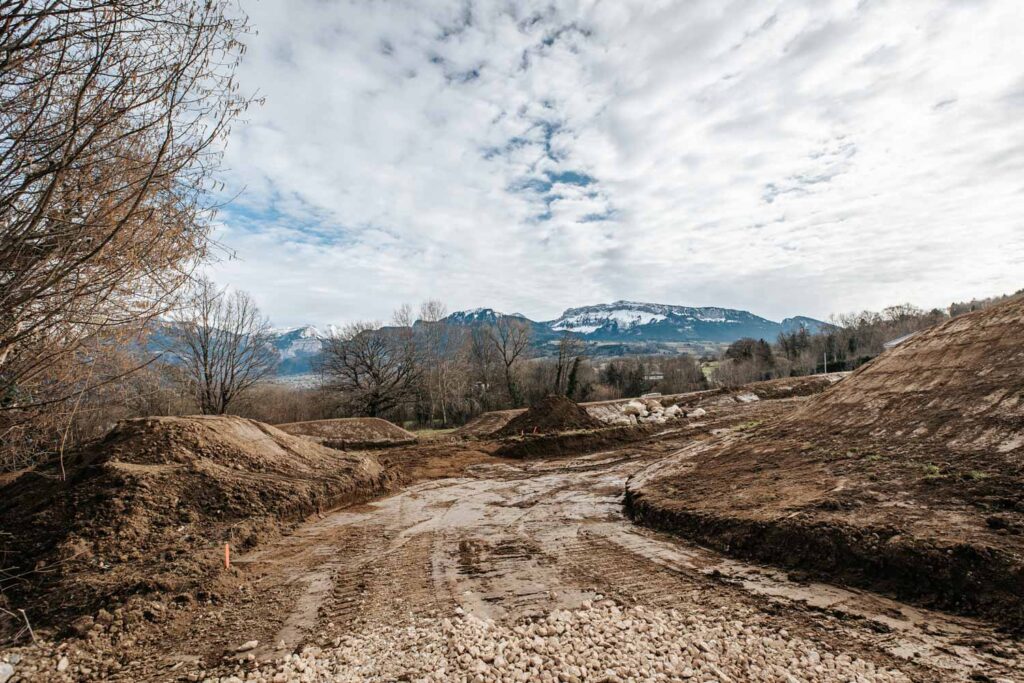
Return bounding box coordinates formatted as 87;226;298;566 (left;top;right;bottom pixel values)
170;419;1022;682
12;401;1021;681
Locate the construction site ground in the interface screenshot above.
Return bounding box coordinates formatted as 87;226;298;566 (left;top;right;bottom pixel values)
5;396;1021;682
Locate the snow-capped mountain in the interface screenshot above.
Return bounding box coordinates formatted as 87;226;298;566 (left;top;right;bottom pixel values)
441;300;829;349
442;308;509;326
153;303;830;377
547;301;756;341
268;325;331;375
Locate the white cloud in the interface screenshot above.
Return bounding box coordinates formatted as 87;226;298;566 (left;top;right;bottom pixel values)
209;0;1024;326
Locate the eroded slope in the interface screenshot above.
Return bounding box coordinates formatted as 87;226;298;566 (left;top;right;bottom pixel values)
627;294;1024;629
0;415;399;633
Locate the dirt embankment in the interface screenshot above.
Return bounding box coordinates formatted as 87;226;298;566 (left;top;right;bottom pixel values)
456;374;846;438
494;395;604;438
493;425;660;459
0;415;401;637
627;294;1024;630
276;417;416;449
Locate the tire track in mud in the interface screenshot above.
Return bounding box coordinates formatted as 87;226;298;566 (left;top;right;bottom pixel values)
199;408;1023;682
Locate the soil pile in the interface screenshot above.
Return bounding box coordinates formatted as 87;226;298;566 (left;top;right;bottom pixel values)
276;417;416;448
0;415;399;632
627;294;1024;629
494;395;603;438
452;410;522;438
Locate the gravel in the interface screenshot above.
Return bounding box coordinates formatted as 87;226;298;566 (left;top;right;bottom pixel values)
192;600;912;683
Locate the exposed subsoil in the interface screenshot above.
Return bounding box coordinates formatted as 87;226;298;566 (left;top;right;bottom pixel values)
494;395;604;438
627;294;1024;632
493;425;657;459
275;417;416;449
2;398;1022;681
457;374;847;438
0;416;400;638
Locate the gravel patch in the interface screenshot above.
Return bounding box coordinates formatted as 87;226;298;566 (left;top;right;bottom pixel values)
195;600;913;683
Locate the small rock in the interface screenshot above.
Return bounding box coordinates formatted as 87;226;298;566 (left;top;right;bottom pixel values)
235;641;258;653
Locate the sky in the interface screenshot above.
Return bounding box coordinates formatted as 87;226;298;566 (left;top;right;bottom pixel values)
210;0;1024;327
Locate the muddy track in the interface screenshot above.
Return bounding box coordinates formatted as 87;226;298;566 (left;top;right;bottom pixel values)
19;400;1020;681
132;406;1021;682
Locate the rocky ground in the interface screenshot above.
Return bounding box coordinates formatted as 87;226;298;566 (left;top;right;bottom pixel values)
239;601;913;683
2;395;1021;682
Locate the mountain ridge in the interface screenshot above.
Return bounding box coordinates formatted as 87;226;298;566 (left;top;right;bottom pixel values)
221;301;830;376
153;301;823;376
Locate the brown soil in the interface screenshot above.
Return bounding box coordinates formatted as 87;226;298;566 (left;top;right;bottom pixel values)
276;417;416;449
627;294;1024;630
452;410;522;438
457;374;846;437
494;395;604;438
493;425;657;459
4;398;1022;681
0;416;400;636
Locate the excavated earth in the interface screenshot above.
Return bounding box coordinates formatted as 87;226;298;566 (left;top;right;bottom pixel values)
494;395;604;438
455;374;846;438
2;394;1023;681
0;416;400;638
627;294;1024;633
275;417;417;449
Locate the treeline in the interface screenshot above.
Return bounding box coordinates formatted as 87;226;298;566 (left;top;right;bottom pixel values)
6;286;1021;470
308;300;722;428
711;291;1022;387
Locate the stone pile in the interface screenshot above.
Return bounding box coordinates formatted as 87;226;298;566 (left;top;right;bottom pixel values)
601;398;706;427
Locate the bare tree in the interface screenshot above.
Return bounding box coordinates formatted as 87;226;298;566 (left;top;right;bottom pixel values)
417;300;458;425
465;325;499;410
553;332;584;396
0;1;251;416
170;278;277;415
487;317;531;407
321;317;420;418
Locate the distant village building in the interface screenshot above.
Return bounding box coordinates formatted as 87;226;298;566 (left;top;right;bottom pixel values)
644;366;664;382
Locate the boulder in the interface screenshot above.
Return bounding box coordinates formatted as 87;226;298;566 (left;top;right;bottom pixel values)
622;401;646;417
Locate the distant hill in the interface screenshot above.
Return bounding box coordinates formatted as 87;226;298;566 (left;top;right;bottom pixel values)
151;302;830;377
442;301;828;346
541;301;828;343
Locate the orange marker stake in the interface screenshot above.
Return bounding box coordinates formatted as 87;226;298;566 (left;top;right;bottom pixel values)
224;542;231;569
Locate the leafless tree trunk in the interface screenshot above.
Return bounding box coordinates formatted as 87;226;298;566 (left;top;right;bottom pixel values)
170;278;277;415
0;1;251;416
553;332;584;395
487;317;531;407
419;299;465;426
320;318;421;418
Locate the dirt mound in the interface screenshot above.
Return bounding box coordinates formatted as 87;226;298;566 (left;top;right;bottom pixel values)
0;415;400;634
628;294;1024;629
276;417;416;448
452;410;522;438
494;395;603;438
